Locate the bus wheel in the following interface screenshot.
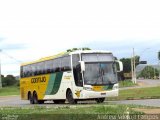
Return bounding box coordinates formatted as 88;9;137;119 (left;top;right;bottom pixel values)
66;90;77;104
29;93;34;104
33;92;39;104
38;100;44;104
53;100;65;104
95;98;105;103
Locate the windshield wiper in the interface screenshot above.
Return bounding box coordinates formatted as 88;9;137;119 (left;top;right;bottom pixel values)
94;66;104;85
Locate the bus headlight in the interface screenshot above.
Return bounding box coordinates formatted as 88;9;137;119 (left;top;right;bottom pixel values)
84;87;92;91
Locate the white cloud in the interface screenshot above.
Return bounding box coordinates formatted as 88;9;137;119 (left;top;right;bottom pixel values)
0;0;160;75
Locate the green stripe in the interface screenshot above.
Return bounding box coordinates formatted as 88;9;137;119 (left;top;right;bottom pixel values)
103;84;114;90
45;72;63;95
45;74;56;95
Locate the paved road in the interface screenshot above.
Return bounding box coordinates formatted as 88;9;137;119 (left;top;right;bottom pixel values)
111;99;160;107
1;79;160;107
137;79;160;87
1;96;160;107
0;96;29;107
120;79;160;90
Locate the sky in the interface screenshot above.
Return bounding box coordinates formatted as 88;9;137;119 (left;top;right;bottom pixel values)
0;0;160;76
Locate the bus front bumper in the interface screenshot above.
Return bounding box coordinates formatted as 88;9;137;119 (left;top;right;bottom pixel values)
79;89;118;99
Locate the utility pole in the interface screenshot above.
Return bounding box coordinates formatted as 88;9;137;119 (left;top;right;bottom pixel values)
131;53;134;83
131;48;136;83
159;61;160;80
158;51;160;80
159;59;160;80
133;48;136;83
0;49;2;88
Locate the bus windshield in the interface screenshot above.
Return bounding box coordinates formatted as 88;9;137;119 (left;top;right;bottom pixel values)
83;62;117;85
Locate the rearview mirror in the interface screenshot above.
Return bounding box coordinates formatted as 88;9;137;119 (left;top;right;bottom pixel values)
116;60;123;72
79;61;85;72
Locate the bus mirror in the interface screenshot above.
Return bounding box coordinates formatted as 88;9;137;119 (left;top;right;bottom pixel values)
79;61;85;71
116;60;123;72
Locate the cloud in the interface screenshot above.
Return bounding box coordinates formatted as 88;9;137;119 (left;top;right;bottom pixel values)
0;43;28;51
0;0;160;75
85;40;160;64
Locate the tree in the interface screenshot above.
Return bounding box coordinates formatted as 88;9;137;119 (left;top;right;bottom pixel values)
2;75;17;86
120;56;140;80
67;47;91;52
120;55;140;73
134;56;140;66
138;66;159;79
120;58;131;73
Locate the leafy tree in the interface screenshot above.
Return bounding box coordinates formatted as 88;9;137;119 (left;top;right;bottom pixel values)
67;47;91;52
2;75;17;86
135;56;140;66
120;58;131;73
120;56;140;80
82;47;91;50
120;55;140;73
138;66;159;79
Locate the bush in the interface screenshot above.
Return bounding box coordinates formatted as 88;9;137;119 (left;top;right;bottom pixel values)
2;75;17;87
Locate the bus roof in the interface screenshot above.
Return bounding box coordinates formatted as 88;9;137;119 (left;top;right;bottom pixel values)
21;50;112;66
69;50;112;55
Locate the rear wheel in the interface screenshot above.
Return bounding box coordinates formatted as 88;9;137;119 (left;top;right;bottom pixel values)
66;90;77;104
38;100;44;104
33;92;38;104
95;98;105;103
29;93;34;104
33;92;44;104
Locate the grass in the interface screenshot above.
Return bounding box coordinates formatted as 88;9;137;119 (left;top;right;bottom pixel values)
119;80;137;88
0;86;19;96
108;86;160;101
0;104;143;120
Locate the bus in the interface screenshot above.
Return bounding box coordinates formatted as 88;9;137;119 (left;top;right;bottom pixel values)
20;50;123;104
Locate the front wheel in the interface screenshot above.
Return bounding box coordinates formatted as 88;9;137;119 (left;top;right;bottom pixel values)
95;98;105;103
66;90;77;104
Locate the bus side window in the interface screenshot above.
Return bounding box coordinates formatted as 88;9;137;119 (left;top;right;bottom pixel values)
61;56;71;72
20;66;23;78
72;54;83;87
45;60;53;74
54;58;61;72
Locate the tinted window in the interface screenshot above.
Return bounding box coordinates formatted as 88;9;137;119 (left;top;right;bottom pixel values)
61;56;71;71
54;58;61;72
82;53;113;62
72;54;83;86
45;60;53;73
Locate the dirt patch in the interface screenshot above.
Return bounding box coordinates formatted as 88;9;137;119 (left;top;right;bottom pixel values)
137;81;148;87
133;108;160;114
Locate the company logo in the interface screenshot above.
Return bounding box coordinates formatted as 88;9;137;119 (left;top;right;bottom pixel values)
31;76;46;83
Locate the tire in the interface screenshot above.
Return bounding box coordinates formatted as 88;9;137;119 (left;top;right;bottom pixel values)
28;93;34;104
54;100;65;104
95;98;105;103
33;92;39;104
66;90;77;104
38;100;44;104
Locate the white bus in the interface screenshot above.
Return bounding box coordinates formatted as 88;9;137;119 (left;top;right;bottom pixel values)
20;50;123;104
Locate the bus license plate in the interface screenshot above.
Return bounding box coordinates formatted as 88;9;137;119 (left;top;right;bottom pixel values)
101;93;106;95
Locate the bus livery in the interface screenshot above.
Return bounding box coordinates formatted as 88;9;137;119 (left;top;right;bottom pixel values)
20;50;123;104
